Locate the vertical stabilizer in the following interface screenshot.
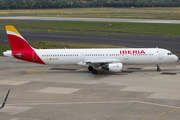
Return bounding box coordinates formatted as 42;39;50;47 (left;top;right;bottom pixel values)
5;26;45;64
5;26;32;51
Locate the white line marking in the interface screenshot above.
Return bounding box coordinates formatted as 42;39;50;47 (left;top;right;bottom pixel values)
7;101;180;109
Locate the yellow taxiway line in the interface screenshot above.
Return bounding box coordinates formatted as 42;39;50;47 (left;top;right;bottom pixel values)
27;71;47;73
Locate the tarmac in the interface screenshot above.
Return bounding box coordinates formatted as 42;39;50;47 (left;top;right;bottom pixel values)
0;56;180;120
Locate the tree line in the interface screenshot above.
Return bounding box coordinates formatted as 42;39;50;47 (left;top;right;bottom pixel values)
0;0;180;9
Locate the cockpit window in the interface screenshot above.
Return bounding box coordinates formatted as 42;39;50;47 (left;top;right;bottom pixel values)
167;53;172;55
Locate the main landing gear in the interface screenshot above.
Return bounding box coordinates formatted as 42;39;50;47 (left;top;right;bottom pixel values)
88;66;93;71
88;66;98;74
156;64;161;72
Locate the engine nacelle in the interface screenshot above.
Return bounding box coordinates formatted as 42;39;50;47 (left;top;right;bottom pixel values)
102;63;123;72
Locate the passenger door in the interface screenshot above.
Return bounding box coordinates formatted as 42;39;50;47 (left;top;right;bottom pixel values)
158;51;163;59
80;53;85;62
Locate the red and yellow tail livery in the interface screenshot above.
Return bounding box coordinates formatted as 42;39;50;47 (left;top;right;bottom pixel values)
5;26;45;64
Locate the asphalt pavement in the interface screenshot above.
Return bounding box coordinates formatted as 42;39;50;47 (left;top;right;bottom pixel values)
1;30;180;54
1;57;180;120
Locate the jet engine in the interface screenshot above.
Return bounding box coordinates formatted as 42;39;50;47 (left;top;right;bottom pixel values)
102;63;123;72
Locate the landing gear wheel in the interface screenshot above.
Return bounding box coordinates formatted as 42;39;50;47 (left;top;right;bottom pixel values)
92;69;98;74
156;64;161;72
88;66;94;71
157;68;161;72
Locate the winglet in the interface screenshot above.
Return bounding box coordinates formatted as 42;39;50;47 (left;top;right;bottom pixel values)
0;89;10;109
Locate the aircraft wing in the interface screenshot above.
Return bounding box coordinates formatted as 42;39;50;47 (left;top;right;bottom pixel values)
85;59;121;64
77;59;121;66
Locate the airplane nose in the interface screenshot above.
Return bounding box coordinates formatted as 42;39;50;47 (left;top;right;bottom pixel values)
174;55;179;62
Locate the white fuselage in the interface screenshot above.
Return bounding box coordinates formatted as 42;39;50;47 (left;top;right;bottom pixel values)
34;48;178;66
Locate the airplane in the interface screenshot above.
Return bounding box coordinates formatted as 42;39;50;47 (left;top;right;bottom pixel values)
3;26;178;74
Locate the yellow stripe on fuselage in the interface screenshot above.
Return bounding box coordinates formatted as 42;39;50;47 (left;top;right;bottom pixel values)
5;26;22;37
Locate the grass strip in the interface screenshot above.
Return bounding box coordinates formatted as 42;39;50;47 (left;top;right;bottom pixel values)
0;44;10;56
0;27;131;36
1;8;180;20
0;21;180;36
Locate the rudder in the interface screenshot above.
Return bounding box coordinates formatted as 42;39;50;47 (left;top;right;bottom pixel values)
5;26;32;51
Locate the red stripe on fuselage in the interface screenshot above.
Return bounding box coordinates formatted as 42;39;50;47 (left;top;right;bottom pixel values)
7;34;45;65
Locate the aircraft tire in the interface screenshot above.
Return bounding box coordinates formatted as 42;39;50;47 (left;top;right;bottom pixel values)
88;66;94;71
157;68;161;72
92;69;98;74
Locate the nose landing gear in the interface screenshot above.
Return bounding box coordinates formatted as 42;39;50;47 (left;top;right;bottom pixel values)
156;64;161;72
